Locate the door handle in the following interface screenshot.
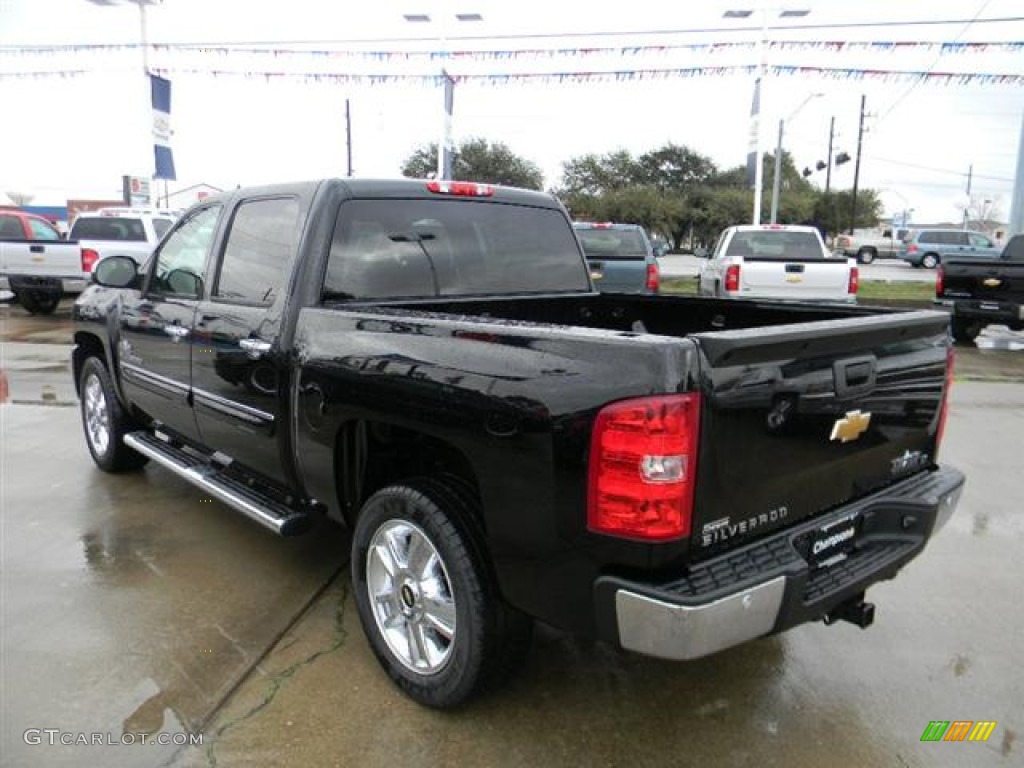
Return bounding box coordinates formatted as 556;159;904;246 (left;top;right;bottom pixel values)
240;338;271;360
29;244;45;253
163;324;190;341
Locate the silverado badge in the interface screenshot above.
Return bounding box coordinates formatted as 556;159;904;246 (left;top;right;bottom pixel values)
830;410;871;443
983;278;1002;287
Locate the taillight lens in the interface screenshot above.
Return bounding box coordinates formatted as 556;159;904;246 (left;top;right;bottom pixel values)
588;394;701;541
908;244;919;254
724;264;740;292
936;265;945;297
935;345;954;454
426;181;493;197
645;261;660;293
81;248;100;273
848;265;859;294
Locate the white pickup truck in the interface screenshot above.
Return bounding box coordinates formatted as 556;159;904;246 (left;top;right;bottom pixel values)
0;209;89;314
67;207;177;265
698;224;858;302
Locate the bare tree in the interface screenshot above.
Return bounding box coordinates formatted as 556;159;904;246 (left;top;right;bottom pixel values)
5;191;34;206
958;193;1004;231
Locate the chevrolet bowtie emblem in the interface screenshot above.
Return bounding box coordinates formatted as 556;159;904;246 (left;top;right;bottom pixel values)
983;278;1002;287
830;410;872;443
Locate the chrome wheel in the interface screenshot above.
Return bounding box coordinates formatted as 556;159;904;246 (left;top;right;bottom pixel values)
366;517;456;675
83;373;111;457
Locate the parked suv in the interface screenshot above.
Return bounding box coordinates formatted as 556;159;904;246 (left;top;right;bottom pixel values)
67;207;178;266
899;228;1001;269
573;222;659;293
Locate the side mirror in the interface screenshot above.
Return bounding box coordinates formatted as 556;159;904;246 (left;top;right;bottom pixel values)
92;254;141;289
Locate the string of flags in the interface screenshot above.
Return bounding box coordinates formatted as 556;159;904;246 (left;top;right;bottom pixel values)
4;64;1020;86
1;40;1022;60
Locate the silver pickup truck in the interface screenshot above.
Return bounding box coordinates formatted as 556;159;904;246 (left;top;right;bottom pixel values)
0;209;87;314
834;227;909;264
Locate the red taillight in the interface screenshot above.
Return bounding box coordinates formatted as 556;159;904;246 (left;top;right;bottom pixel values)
936;265;945;297
724;264;741;292
908;244;919;254
81;248;100;273
426;181;493;197
848;265;859;294
935;346;954;453
645;261;660;292
588;394;701;541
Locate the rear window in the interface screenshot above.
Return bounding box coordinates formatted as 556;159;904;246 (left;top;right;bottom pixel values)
574;228;648;260
324;200;587;300
725;230;830;260
70;217;146;242
1002;237;1023;261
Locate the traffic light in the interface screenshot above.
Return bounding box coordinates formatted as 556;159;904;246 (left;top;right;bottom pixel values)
816;160;827;171
835;151;851;166
802;167;813;178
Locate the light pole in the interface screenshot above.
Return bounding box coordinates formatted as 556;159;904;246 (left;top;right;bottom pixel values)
769;92;822;224
404;11;482;180
725;6;810;225
86;0;163;203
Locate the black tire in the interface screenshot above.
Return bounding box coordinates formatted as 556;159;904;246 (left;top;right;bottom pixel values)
79;356;149;472
921;253;940;270
951;318;982;345
856;248;876;265
352;477;532;709
19;292;60;315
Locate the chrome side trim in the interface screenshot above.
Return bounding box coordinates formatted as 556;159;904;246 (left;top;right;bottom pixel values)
192;387;274;426
121;362;188;396
615;576;786;661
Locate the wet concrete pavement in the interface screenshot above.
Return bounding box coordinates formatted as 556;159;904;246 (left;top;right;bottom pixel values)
2;298;1023;767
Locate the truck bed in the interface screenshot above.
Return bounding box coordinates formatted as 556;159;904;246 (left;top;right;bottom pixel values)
305;291;950;636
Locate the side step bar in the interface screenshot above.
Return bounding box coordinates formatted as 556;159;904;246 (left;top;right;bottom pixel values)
124;431;312;536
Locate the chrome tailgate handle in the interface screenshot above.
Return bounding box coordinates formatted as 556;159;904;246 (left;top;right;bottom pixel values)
240;338;271;359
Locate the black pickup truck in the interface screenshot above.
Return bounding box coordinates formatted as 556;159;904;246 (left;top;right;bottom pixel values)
937;233;1024;343
72;179;964;708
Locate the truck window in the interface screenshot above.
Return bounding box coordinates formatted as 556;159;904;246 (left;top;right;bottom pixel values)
724;230;828;260
324;200;587;300
70;217;147;242
28;218;61;240
575;228;648;260
0;215;23;239
153;218;174;239
214;197;300;305
150;205;221;298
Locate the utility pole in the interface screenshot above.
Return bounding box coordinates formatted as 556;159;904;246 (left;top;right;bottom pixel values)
962;164;973;229
825;116;834;193
849;94;866;235
345;98;353;177
770;119;784;224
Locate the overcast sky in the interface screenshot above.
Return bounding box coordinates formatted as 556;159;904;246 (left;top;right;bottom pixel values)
1;0;1022;225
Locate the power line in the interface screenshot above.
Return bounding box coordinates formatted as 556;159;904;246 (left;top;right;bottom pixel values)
3;15;1023;49
878;1;993;122
868;155;1014;182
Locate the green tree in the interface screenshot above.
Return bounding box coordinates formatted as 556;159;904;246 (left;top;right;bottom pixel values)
401;138;544;190
813;189;884;238
557;149;639;197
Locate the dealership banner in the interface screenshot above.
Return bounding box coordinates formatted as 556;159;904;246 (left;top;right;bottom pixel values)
151;74;176;181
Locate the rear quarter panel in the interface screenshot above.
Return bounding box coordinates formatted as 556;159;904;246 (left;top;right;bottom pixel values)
290;305;699;633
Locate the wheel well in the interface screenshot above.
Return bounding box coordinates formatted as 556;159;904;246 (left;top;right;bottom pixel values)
72;332;106;396
858;246;877;255
334;419;481;528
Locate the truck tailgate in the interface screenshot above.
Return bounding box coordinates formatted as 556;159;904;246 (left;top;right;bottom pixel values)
942;259;1024;304
0;241;82;279
689;309;950;560
740;258;851;300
